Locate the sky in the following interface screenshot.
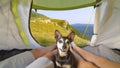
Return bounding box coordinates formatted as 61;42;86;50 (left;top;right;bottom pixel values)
37;7;95;24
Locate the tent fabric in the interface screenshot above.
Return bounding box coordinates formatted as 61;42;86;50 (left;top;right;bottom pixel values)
0;0;41;50
0;0;37;68
15;0;41;48
90;1;101;46
91;0;120;49
12;0;30;46
32;0;96;10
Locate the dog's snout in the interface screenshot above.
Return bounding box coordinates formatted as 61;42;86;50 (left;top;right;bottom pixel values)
63;45;67;49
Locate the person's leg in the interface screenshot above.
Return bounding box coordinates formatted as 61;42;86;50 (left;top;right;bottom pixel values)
98;45;120;63
0;44;56;68
0;51;35;68
74;46;120;68
0;49;32;61
83;46;100;56
83;45;120;63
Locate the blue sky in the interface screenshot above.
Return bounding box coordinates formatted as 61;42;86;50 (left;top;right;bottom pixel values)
37;7;95;24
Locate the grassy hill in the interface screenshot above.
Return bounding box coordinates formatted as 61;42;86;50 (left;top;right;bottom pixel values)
30;11;49;19
30;11;89;46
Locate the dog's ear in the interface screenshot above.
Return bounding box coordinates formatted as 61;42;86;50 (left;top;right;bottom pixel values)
68;31;75;42
55;30;61;40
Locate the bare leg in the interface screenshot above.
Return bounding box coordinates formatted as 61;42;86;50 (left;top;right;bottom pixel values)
70;45;98;68
74;46;120;68
83;45;120;63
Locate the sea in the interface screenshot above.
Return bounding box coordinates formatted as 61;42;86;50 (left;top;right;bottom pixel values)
72;24;93;39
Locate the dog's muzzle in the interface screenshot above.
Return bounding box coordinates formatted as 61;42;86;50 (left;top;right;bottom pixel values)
59;48;67;52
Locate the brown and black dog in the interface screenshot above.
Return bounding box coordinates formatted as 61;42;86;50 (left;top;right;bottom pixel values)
54;30;77;68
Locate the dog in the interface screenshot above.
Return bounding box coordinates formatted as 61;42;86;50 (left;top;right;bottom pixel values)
54;30;77;68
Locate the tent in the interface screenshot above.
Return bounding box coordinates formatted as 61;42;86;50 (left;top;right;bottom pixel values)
90;0;120;49
0;0;99;50
1;0;118;49
0;0;120;67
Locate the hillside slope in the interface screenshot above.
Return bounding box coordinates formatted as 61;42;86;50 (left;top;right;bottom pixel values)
30;11;88;46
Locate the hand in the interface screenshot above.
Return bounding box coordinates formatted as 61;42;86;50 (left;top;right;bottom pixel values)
78;61;98;68
70;46;98;68
31;43;56;59
44;49;57;61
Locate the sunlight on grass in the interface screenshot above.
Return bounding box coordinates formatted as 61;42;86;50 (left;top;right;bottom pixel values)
30;17;88;47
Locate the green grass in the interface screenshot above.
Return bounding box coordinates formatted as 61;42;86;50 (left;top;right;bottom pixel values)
30;17;89;47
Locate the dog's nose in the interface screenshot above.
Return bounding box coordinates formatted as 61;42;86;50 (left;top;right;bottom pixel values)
63;45;66;49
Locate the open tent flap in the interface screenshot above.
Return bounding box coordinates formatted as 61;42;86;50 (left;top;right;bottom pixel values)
0;0;98;50
91;0;120;49
0;0;119;49
0;0;41;50
14;0;42;48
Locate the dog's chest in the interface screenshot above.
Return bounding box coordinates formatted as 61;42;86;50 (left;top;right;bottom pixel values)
55;52;74;68
56;61;71;68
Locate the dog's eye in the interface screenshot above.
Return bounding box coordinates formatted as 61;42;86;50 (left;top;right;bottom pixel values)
59;40;62;43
